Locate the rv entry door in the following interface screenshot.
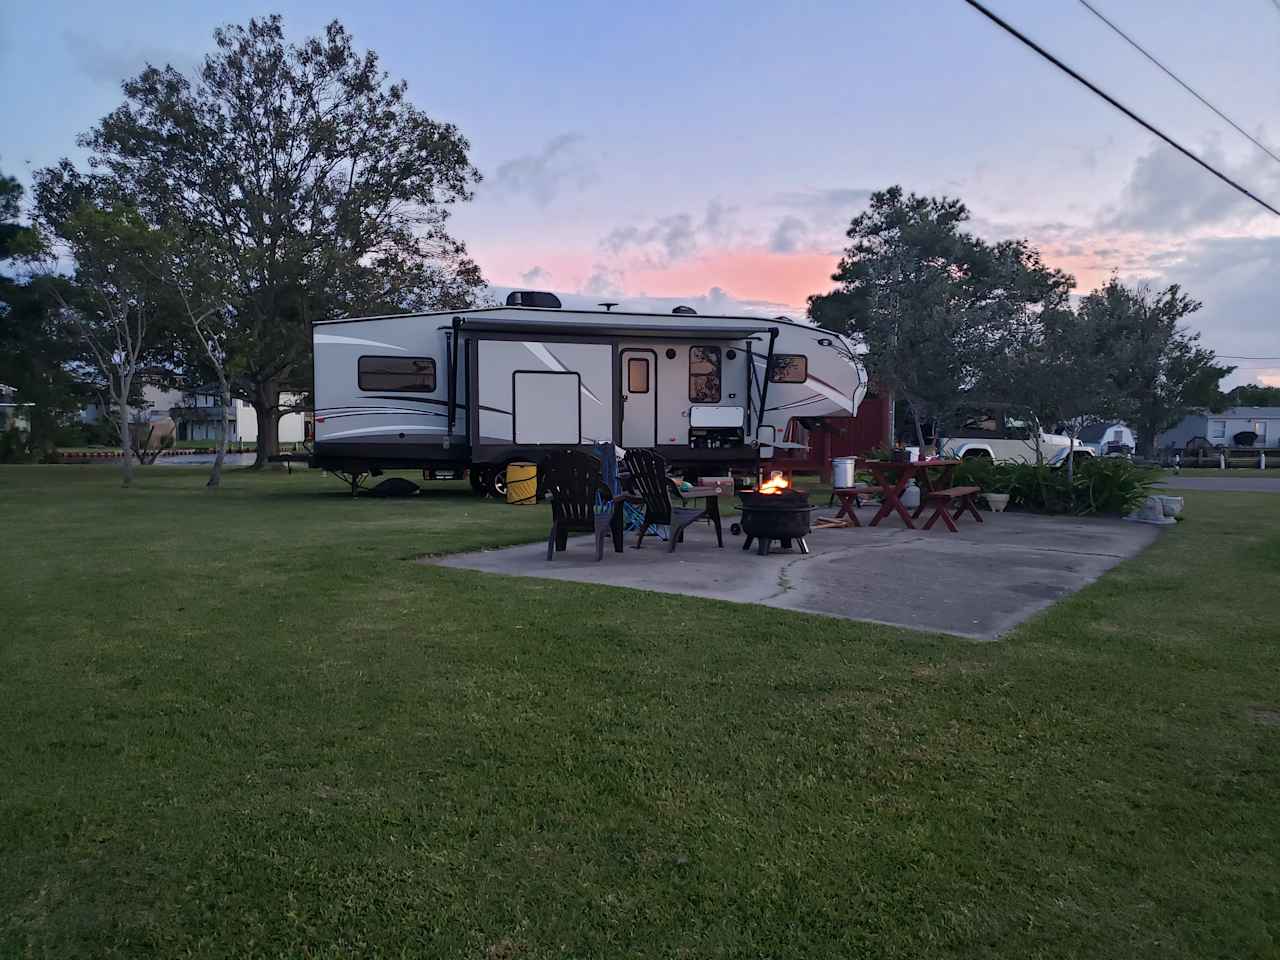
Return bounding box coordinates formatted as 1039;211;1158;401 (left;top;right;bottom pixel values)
620;349;657;447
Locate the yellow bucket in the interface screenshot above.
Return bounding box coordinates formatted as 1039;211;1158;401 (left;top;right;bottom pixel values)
505;462;538;505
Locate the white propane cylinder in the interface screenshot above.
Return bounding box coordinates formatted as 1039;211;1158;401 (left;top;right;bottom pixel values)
901;479;921;511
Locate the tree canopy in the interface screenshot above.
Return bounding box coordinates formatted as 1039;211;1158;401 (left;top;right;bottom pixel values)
808;187;1233;457
807;186;1073;445
1077;279;1231;456
38;15;486;464
0;173;88;460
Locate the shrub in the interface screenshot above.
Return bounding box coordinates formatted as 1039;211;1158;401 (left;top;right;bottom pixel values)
955;456;1157;516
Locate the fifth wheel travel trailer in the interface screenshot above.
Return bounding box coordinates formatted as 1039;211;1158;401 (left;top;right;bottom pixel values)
310;294;867;494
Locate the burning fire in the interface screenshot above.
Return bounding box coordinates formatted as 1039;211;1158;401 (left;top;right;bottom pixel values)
758;473;791;495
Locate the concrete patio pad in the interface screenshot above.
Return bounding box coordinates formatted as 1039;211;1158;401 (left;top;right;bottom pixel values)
432;506;1164;639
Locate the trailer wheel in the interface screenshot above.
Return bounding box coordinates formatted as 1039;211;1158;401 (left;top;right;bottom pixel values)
490;467;509;498
730;522;742;536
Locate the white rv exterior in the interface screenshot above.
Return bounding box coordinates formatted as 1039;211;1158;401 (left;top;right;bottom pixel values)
311;304;865;486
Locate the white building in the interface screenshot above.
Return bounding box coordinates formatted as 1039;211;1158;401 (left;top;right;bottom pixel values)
1157;407;1280;449
1077;421;1136;456
0;383;31;432
172;387;308;444
82;384;309;445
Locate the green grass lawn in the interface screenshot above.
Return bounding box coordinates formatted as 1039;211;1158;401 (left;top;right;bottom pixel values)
2;466;1278;958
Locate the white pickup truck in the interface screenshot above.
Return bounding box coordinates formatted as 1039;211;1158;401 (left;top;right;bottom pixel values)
938;408;1092;465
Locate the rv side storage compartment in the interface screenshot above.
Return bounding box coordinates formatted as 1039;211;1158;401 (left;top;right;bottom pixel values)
689;406;746;449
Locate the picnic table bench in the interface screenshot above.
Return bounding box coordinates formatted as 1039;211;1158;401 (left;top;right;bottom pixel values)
921;485;984;532
861;459;984;532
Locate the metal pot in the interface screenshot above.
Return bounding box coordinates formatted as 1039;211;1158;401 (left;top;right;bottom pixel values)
831;456;858;489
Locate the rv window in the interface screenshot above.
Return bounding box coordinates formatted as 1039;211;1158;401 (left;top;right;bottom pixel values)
627;357;650;394
768;354;807;383
358;356;436;393
689;346;721;403
1209;420;1226;440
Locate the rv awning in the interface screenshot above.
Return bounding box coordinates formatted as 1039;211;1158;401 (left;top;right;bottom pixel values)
453;318;773;341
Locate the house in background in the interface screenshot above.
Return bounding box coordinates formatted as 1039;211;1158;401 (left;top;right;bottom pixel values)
80;384;181;442
80;383;309;446
1158;407;1280;449
1078;421;1135;456
170;387;308;444
0;383;31;432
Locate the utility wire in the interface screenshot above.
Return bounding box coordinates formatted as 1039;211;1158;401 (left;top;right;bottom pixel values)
963;0;1280;218
1077;0;1280;168
1219;355;1280;360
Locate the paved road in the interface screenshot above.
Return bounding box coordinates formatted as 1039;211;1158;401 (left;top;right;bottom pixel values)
1158;476;1280;493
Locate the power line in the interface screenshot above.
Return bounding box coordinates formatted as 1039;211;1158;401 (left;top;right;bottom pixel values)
1077;0;1280;168
963;0;1280;218
1219;355;1280;360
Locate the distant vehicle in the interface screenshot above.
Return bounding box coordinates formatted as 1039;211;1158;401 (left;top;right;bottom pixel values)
936;406;1092;465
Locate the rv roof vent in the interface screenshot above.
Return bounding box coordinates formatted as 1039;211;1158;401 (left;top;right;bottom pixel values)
774;315;792;321
506;290;562;309
672;305;697;315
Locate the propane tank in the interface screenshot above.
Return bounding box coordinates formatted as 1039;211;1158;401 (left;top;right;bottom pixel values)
901;479;921;511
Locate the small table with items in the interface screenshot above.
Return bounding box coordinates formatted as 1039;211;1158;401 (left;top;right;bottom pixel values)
827;486;874;527
671;483;726;547
862;459;977;530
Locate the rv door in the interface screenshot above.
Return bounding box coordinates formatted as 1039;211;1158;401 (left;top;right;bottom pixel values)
620;349;657;447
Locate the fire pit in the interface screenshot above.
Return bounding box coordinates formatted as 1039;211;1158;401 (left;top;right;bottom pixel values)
737;476;814;555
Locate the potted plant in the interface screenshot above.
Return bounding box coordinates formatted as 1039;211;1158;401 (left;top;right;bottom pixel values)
976;461;1016;512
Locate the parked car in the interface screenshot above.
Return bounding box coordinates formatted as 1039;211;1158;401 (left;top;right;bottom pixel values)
935;406;1092;465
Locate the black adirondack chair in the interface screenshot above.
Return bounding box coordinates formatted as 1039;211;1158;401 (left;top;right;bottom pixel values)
541;450;632;561
622;448;715;552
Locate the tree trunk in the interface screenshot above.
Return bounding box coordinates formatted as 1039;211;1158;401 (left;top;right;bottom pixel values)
250;382;280;470
117;394;135;488
208;380;231;488
1137;420;1157;459
1066;426;1077;486
909;401;926;450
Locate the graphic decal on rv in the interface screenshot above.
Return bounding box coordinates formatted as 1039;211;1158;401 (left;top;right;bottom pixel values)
521;342;605;406
316;407;449;421
752;356;855;409
325;423;449;439
315;333;407;351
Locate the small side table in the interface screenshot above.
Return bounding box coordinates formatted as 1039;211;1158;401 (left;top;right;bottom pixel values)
831;487;867;527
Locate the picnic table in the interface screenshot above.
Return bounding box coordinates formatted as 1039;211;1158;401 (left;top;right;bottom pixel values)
863;458;969;530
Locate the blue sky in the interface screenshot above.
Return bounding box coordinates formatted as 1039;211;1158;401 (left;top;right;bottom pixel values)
3;0;1279;384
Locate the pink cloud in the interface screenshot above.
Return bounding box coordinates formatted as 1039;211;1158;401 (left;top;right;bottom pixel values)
479;242;838;311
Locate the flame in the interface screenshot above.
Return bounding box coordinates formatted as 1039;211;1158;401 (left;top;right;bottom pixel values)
758;473;791;495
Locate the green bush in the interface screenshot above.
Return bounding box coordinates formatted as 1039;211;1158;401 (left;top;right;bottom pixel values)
954;456;1157;516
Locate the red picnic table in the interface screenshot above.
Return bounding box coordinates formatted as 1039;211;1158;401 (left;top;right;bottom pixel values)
862;459;983;532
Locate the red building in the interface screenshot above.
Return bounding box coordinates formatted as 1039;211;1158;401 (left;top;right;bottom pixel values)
772;388;893;481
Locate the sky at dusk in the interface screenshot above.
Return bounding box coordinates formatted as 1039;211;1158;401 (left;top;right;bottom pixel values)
3;0;1278;386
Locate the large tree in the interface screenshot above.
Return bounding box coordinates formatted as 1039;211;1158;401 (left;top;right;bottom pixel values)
35;200;175;486
808;187;1072;447
0;173;88;460
44;16;485;467
1221;382;1280;408
984;302;1124;480
1078;279;1232;457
